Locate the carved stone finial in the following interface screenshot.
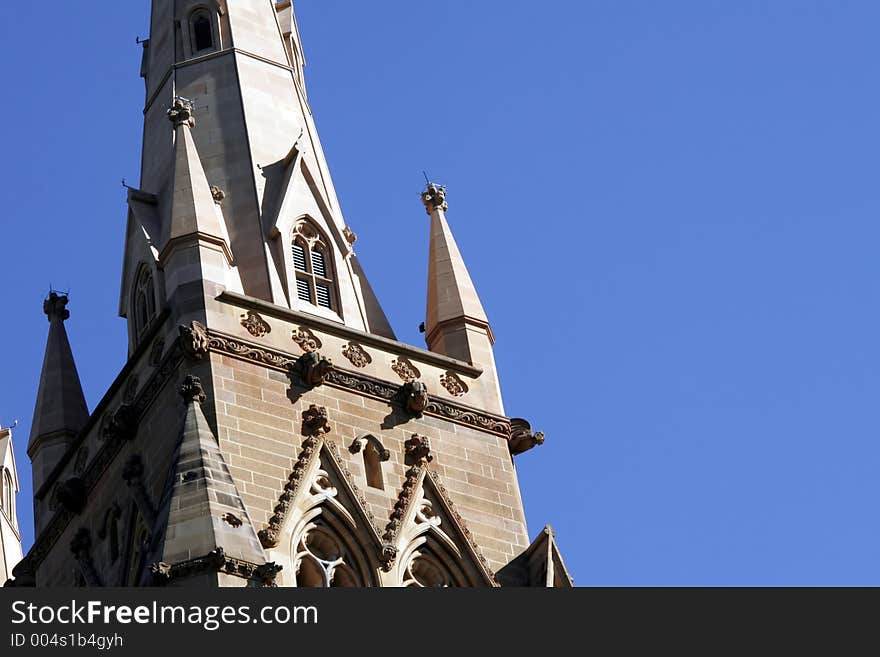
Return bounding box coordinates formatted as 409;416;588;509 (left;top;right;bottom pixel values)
167;96;195;128
401;381;428;418
302;404;331;437
421;183;448;216
210;185;226;205
43;292;70;323
405;434;433;465
508;418;545;456
180;375;207;404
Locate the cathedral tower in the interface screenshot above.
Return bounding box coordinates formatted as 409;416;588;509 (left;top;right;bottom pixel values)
8;0;570;588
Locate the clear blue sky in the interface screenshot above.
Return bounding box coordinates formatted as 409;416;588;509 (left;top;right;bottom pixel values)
1;1;879;585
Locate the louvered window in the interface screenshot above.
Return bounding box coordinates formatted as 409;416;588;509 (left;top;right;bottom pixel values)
316;284;331;308
297;278;311;303
290;222;338;314
292;242;308;272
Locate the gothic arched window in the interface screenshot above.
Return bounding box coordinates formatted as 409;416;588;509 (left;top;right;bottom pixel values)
190;9;215;53
1;468;11;520
133;266;157;341
291;221;337;312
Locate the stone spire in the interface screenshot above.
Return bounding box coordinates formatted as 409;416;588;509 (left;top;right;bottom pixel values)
27;293;90;493
158;97;242;298
146;376;268;585
423;184;504;413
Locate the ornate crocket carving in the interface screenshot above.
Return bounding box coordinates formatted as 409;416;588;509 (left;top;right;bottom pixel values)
295;351;334;387
401;381;429;418
302;405;331;437
291;327;322;353
167;96;195;128
508;418;545;456
240;311;271;338
421;182;448;215
179;320;210;359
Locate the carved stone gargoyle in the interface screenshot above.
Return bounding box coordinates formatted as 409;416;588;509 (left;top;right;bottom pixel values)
400;380;428;418
254;562;284;587
102;403;138;443
57;477;88;514
508;419;545;456
293;351;334;387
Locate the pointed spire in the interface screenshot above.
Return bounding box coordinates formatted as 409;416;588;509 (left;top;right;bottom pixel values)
28;293;89;492
159;97;236;269
423;184;495;362
149;376;266;576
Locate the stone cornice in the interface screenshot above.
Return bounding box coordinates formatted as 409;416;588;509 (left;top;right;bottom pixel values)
218;291;484;378
204;328;510;437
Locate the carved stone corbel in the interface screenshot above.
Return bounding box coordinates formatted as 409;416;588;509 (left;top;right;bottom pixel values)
122;455;157;528
400;381;429;418
508;419;545;456
57;477;87;514
254;562;284;587
179;320;210;360
293;351;334;387
70;529;102;587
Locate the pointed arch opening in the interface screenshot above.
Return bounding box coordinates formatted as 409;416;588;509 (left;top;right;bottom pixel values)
1;468;12;523
290;219;339;315
363;443;384;491
132;265;157;343
190;8;216;54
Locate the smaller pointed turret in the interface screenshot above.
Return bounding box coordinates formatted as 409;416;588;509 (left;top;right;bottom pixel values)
158;97;242;302
145;376;267;585
423;185;503;409
28;293;90;494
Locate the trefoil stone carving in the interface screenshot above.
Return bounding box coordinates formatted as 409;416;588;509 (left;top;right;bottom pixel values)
292;327;322;353
342;342;372;368
391;357;421;382
440;371;469;397
241;311;271;338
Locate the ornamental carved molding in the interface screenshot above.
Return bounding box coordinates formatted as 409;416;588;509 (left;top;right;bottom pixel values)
508;418;545;456
259;435;322;548
151;548;282;587
240;311;271;338
440;371;469;397
342;342;372;368
292;327;322;353
182;328;511;435
391;358;421;382
400;381;429;418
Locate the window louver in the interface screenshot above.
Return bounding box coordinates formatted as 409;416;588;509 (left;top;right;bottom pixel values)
296;278;311;303
316;284;332;308
312;249;327;278
292;243;308;272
